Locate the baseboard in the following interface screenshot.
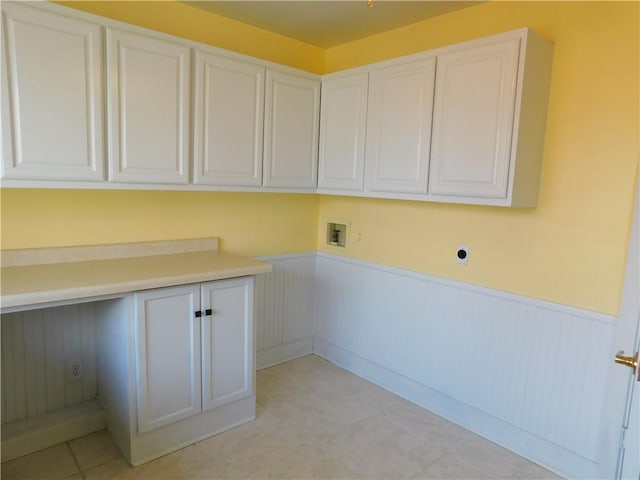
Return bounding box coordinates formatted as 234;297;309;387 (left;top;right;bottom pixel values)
313;338;597;480
257;337;313;369
1;399;106;462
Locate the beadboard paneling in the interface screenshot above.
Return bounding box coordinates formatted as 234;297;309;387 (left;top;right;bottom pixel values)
255;253;315;368
1;304;98;424
312;253;616;478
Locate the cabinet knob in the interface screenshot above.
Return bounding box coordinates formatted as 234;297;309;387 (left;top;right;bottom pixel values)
194;311;202;318
205;309;212;316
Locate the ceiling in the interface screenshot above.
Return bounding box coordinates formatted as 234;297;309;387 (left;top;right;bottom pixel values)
183;1;483;48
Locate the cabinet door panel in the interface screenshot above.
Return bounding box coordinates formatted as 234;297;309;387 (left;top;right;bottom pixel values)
135;285;201;433
365;58;435;194
193;53;264;186
318;72;368;191
1;4;104;181
264;71;319;189
107;29;190;184
201;278;253;411
429;39;520;198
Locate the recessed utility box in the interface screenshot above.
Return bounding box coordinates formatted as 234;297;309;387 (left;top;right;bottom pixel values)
327;223;347;247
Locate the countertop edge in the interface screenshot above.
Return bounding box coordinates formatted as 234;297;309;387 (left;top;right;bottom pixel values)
1;264;272;311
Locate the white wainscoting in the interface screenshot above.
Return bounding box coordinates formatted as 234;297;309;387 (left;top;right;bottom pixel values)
255;253;316;369
1;303;99;424
312;253;616;479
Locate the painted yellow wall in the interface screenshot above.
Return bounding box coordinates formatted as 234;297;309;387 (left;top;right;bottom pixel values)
1;1;637;314
319;1;639;314
0;1;322;258
55;1;324;73
1;190;319;257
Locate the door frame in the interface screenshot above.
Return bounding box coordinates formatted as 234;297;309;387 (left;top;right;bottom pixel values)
596;172;640;478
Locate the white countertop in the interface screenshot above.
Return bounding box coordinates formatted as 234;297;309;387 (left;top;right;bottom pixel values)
1;239;272;311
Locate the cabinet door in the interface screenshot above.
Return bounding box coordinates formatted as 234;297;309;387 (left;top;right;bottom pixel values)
1;3;104;181
107;29;191;184
318;72;368;192
365;58;435;194
193;53;264;186
201;277;254;412
264;70;320;189
135;285;201;433
429;39;520;198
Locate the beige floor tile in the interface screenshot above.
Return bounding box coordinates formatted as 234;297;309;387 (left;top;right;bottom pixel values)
381;397;469;451
69;430;123;471
418;432;562;479
323;415;447;479
1;444;80;480
5;355;561;480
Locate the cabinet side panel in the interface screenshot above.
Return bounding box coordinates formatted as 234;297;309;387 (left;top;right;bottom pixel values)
508;32;553;207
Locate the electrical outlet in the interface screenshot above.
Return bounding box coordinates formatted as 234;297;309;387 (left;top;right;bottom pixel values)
68;361;82;382
456;245;469;265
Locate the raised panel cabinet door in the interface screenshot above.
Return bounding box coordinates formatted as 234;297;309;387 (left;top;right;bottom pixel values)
1;3;104;181
429;38;520;198
264;70;320;189
193;52;264;186
318;72;368;191
201;277;254;412
107;28;191;184
365;58;435;194
135;285;201;433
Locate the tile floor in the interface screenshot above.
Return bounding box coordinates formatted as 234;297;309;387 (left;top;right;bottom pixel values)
2;355;560;479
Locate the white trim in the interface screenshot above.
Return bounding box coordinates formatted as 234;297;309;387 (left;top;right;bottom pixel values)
256;252;317;262
316;252;615;323
1;400;106;462
257;338;313;370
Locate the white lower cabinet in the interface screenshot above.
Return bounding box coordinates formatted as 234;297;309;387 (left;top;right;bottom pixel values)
124;277;254;464
135;278;254;434
135;285;202;433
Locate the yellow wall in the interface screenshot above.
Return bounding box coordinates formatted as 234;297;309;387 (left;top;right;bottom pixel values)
319;1;639;314
1;190;319;257
56;1;324;73
0;1;323;257
1;1;637;314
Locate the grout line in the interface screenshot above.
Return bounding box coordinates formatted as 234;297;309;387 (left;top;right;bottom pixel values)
66;442;86;480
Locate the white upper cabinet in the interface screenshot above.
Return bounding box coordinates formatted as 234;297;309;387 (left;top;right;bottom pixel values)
264;70;320;189
106;28;191;184
429;38;519;200
1;3;104;181
365;58;436;195
318;72;369;192
428;30;553;206
193;53;264;187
